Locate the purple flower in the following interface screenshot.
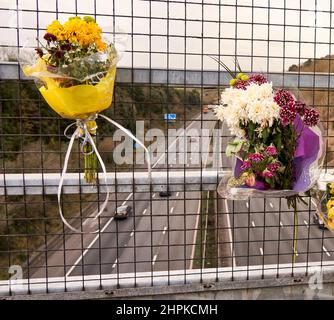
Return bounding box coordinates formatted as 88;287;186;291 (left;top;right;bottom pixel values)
287;100;296;110
248;153;265;162
265;146;277;156
274;89;295;107
35;47;43;58
267;162;280;172
249;74;267;85
46;65;57;73
294;101;306;116
303;108;320;127
60;43;72;51
234;79;249;90
279;104;297;126
55;50;64;59
44;33;57;42
241;160;252;170
263;170;274;179
234;74;267;89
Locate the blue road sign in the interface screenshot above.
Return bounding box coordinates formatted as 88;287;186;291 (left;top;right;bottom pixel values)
164;113;176;121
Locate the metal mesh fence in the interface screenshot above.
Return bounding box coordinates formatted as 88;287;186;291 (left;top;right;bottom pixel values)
0;0;333;295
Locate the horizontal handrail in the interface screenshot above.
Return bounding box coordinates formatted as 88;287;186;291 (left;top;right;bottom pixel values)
1;261;333;298
0;170;332;195
0;170;224;195
1;62;334;88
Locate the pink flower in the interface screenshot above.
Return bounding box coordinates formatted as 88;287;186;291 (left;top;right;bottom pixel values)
274;89;294;107
249;74;267;85
265;146;277;156
303;108;320;127
294;101;306;116
248;153;265;162
245;174;256;187
241;160;252;170
279;104;297;126
267;162;280;172
234;79;249;90
263;170;274;179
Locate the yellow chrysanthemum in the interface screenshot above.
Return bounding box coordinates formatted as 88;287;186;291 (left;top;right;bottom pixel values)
46;20;64;39
96;39;107;51
330;182;334;195
326;199;334;211
46;16;107;51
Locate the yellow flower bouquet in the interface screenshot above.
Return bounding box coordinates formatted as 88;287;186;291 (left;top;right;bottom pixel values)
312;181;334;230
19;17;151;233
22;16;118;120
20;16;121;183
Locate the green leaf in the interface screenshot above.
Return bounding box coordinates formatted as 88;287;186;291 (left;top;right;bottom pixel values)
262;128;269;144
265;178;274;186
277;165;285;174
248;122;256;142
273;134;282;150
226;139;245;157
248;122;255;130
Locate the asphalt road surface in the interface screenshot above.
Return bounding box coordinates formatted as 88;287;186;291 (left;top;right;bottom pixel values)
32;111;218;278
218;121;334;269
223;196;334;267
31;109;331;279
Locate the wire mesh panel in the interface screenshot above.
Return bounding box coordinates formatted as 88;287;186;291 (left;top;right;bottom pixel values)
0;0;333;296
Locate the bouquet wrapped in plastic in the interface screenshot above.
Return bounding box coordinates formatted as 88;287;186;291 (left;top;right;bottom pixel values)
311;174;334;230
215;65;324;204
19;17;151;233
213;61;325;261
22;18;117;121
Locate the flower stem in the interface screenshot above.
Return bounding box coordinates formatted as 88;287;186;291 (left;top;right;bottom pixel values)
83;138;97;184
292;204;298;265
83;120;98;184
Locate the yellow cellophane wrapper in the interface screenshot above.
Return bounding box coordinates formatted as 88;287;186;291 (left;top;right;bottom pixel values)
320;197;334;230
327;184;334;229
23;59;116;119
317;207;334;230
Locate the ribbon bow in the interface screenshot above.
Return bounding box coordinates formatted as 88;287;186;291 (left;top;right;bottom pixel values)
58;114;151;233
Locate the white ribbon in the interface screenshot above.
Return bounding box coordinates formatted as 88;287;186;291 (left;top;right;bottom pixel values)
99;114;151;179
58;114;151;233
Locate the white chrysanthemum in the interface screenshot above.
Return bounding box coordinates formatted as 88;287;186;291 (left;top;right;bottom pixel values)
263;101;280;127
246;100;266;124
230;126;246;138
245;82;274;101
215;102;247;126
220;87;245;106
246;99;280;126
214;80;280;136
214;105;246;138
214;105;225;122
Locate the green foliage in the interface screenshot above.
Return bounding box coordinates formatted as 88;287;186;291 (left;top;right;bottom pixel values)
239;118;297;191
0;80;71;160
276;123;297;190
226;138;245;157
0;81;201;278
0;81;200;161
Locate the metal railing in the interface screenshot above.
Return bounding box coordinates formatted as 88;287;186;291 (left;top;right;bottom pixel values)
0;0;334;299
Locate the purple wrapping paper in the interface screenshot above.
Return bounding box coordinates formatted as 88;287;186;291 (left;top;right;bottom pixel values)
234;115;321;192
292;116;320;192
